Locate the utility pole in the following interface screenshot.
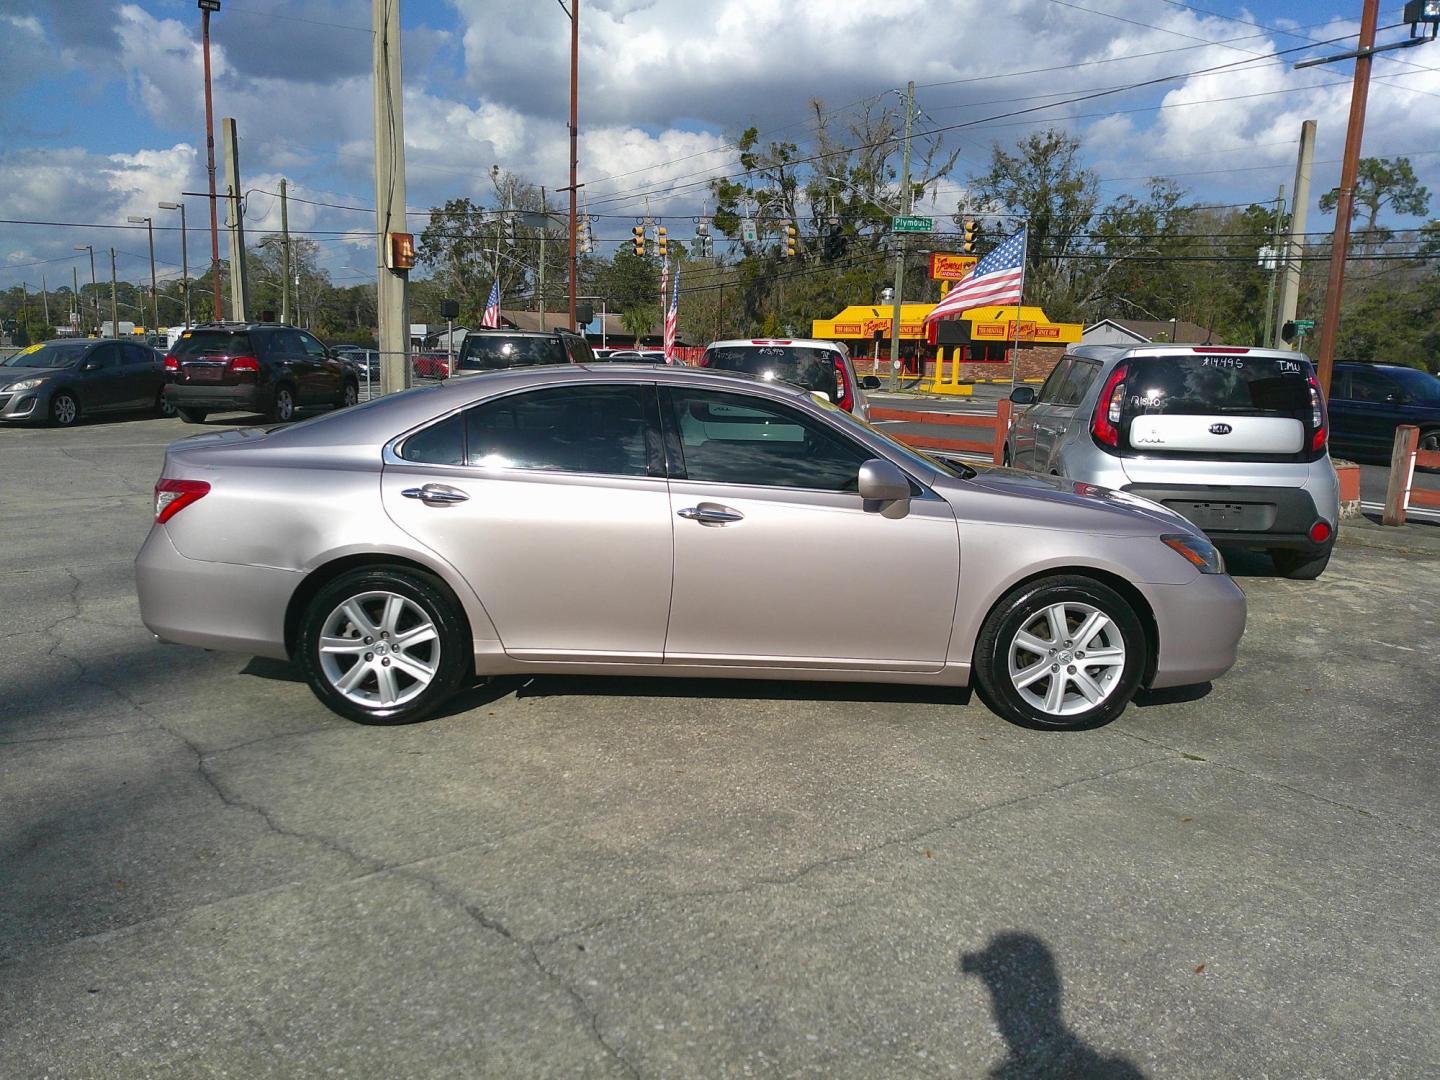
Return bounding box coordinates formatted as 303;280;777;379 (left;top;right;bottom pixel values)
1313;0;1379;396
1262;184;1285;348
160;201;190;327
539;186;548;332
887;80;915;391
72;266;79;331
201;0;223;320
128;215;159;331
109;248;119;338
221;117;249;321
567;0;580;329
75;245;99;332
20;282;29;340
279;178;291;324
41;274;51;332
373;0;410;394
1277;120;1316;351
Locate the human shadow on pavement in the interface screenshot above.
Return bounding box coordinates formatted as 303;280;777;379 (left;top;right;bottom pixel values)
962;932;1146;1079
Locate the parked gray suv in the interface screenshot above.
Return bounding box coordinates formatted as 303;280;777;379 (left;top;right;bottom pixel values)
1004;345;1339;579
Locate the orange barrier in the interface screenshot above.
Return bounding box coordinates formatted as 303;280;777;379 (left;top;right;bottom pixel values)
1382;425;1440;525
870;400;1012;464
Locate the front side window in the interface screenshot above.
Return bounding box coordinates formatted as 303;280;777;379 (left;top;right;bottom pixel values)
1054;359;1101;406
87;344;122;369
1035;358;1074;403
667;388;868;491
297;332;329;358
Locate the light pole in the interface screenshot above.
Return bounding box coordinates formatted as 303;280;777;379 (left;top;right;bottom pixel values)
108;248;119;338
74;245;99;333
201;0;223;320
556;0;581;328
159;201;189;327
128;215;159;332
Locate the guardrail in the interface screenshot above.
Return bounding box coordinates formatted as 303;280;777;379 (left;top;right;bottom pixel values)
870;399;1013;465
1382;424;1440;525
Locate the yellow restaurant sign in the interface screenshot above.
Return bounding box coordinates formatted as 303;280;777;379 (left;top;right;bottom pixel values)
813;303;1082;345
929;254;978;281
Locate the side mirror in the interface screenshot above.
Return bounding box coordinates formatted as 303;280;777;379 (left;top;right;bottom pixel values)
81;360;101;372
1009;385;1036;405
1386;392;1410;405
860;375;882;390
858;458;911;503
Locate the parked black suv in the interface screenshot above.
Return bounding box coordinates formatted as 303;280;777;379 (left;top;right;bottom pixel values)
164;322;359;424
1329;362;1440;459
454;327;595;374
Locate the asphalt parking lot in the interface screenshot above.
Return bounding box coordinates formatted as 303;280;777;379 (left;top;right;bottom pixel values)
3;414;1438;1078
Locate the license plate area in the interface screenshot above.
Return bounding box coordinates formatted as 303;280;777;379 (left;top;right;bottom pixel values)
1168;500;1276;532
185;364;226;383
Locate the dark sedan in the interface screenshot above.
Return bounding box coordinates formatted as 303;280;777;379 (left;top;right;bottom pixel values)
0;339;169;427
1329;363;1440;458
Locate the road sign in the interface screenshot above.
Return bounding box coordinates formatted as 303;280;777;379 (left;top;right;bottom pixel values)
740;220;758;245
198;0;221;11
1293;319;1315;331
892;215;934;233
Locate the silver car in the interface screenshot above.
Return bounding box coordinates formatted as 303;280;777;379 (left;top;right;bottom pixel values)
1005;345;1340;579
136;365;1246;729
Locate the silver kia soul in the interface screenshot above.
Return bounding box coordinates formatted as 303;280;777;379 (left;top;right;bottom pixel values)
1005;345;1340;579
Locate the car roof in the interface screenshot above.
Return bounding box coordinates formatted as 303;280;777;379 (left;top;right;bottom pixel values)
1067;343;1316;363
706;338;843;351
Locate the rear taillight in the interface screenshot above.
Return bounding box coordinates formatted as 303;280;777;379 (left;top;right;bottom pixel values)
1091;363;1129;450
229;355;260;375
1308;373;1327;453
163;354;179;371
832;358;854;412
154;478;210;524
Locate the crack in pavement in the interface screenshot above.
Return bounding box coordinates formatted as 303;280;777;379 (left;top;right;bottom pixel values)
1112;727;1431;836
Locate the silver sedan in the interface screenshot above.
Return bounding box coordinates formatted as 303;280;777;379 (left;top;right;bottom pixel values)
135;365;1246;729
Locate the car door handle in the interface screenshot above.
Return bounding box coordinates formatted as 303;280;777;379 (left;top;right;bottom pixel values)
401;483;469;506
677;505;744;525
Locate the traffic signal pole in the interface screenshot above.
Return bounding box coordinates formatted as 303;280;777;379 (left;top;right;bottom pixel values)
887;80;914;392
1314;0;1380;395
1276;120;1316;351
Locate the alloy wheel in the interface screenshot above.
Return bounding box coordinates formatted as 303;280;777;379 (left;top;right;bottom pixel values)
274;388;295;422
53;394;78;426
317;590;441;708
1006;601;1127;717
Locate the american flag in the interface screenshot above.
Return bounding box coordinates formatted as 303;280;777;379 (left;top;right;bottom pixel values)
481;280;501;328
663;263;679;363
923;226;1027;324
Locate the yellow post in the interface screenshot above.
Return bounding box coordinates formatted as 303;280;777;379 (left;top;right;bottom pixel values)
949;346;961;388
930;347;946;392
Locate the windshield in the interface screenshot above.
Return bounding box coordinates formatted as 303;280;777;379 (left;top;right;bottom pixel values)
812;393;976;479
173;331;251;359
705;345;842;400
3;342;87;368
459;336;567;371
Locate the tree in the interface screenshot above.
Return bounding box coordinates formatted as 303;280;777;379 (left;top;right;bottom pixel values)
960;129;1100;319
620;303;657;345
1320;157;1431;251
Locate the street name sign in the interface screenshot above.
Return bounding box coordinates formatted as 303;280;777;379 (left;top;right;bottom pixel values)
892;215;934;233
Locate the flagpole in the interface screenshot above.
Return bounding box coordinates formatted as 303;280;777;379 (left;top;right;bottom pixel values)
1010;220;1028;387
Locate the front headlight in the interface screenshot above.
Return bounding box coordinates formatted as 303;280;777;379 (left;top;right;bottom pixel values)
1161;533;1225;575
6;378;45;392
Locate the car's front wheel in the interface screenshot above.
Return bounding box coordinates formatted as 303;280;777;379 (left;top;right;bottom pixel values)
50;391;80;427
155;388;176;418
973;575;1148;730
296;566;472;724
336;379;359;409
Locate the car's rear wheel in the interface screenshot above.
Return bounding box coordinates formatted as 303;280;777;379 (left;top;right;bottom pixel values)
973;575;1148;730
297;566;471;724
1419;428;1440;472
1272;547;1331;580
155;388;176;418
269;384;296;424
337;380;359;409
50;391;80;427
177;407;208;424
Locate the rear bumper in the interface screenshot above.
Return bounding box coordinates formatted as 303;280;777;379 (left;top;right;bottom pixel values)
1120;482;1334;551
1144;572;1247;689
135;526;298;660
165;382;266;412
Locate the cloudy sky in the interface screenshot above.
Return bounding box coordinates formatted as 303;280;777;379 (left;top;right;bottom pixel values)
2;0;1438;294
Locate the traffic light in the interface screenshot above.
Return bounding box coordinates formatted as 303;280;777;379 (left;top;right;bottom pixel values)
962;219;978;254
656;225;667;259
824;224;846;261
632;224;645;257
693;221;712;258
784;221;798;257
580;216;594;254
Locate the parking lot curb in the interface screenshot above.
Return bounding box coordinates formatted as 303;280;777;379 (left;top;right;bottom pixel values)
1337;516;1440;559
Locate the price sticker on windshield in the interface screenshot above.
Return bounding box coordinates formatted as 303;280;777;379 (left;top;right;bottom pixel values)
1202;357;1245;369
18;344;42;356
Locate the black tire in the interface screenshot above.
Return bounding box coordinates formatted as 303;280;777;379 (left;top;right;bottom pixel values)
1272;547;1331;580
973;575;1149;730
178;407;208;424
1419;428;1440;473
156;388;176;418
269;383;297;424
49;390;81;427
296;566;472;725
1002;444;1013;467
336;379;359;410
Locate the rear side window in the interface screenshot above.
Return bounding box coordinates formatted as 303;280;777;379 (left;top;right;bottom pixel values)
566;336;596;363
703;346;842;401
173;331;251;359
458;335;567;371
